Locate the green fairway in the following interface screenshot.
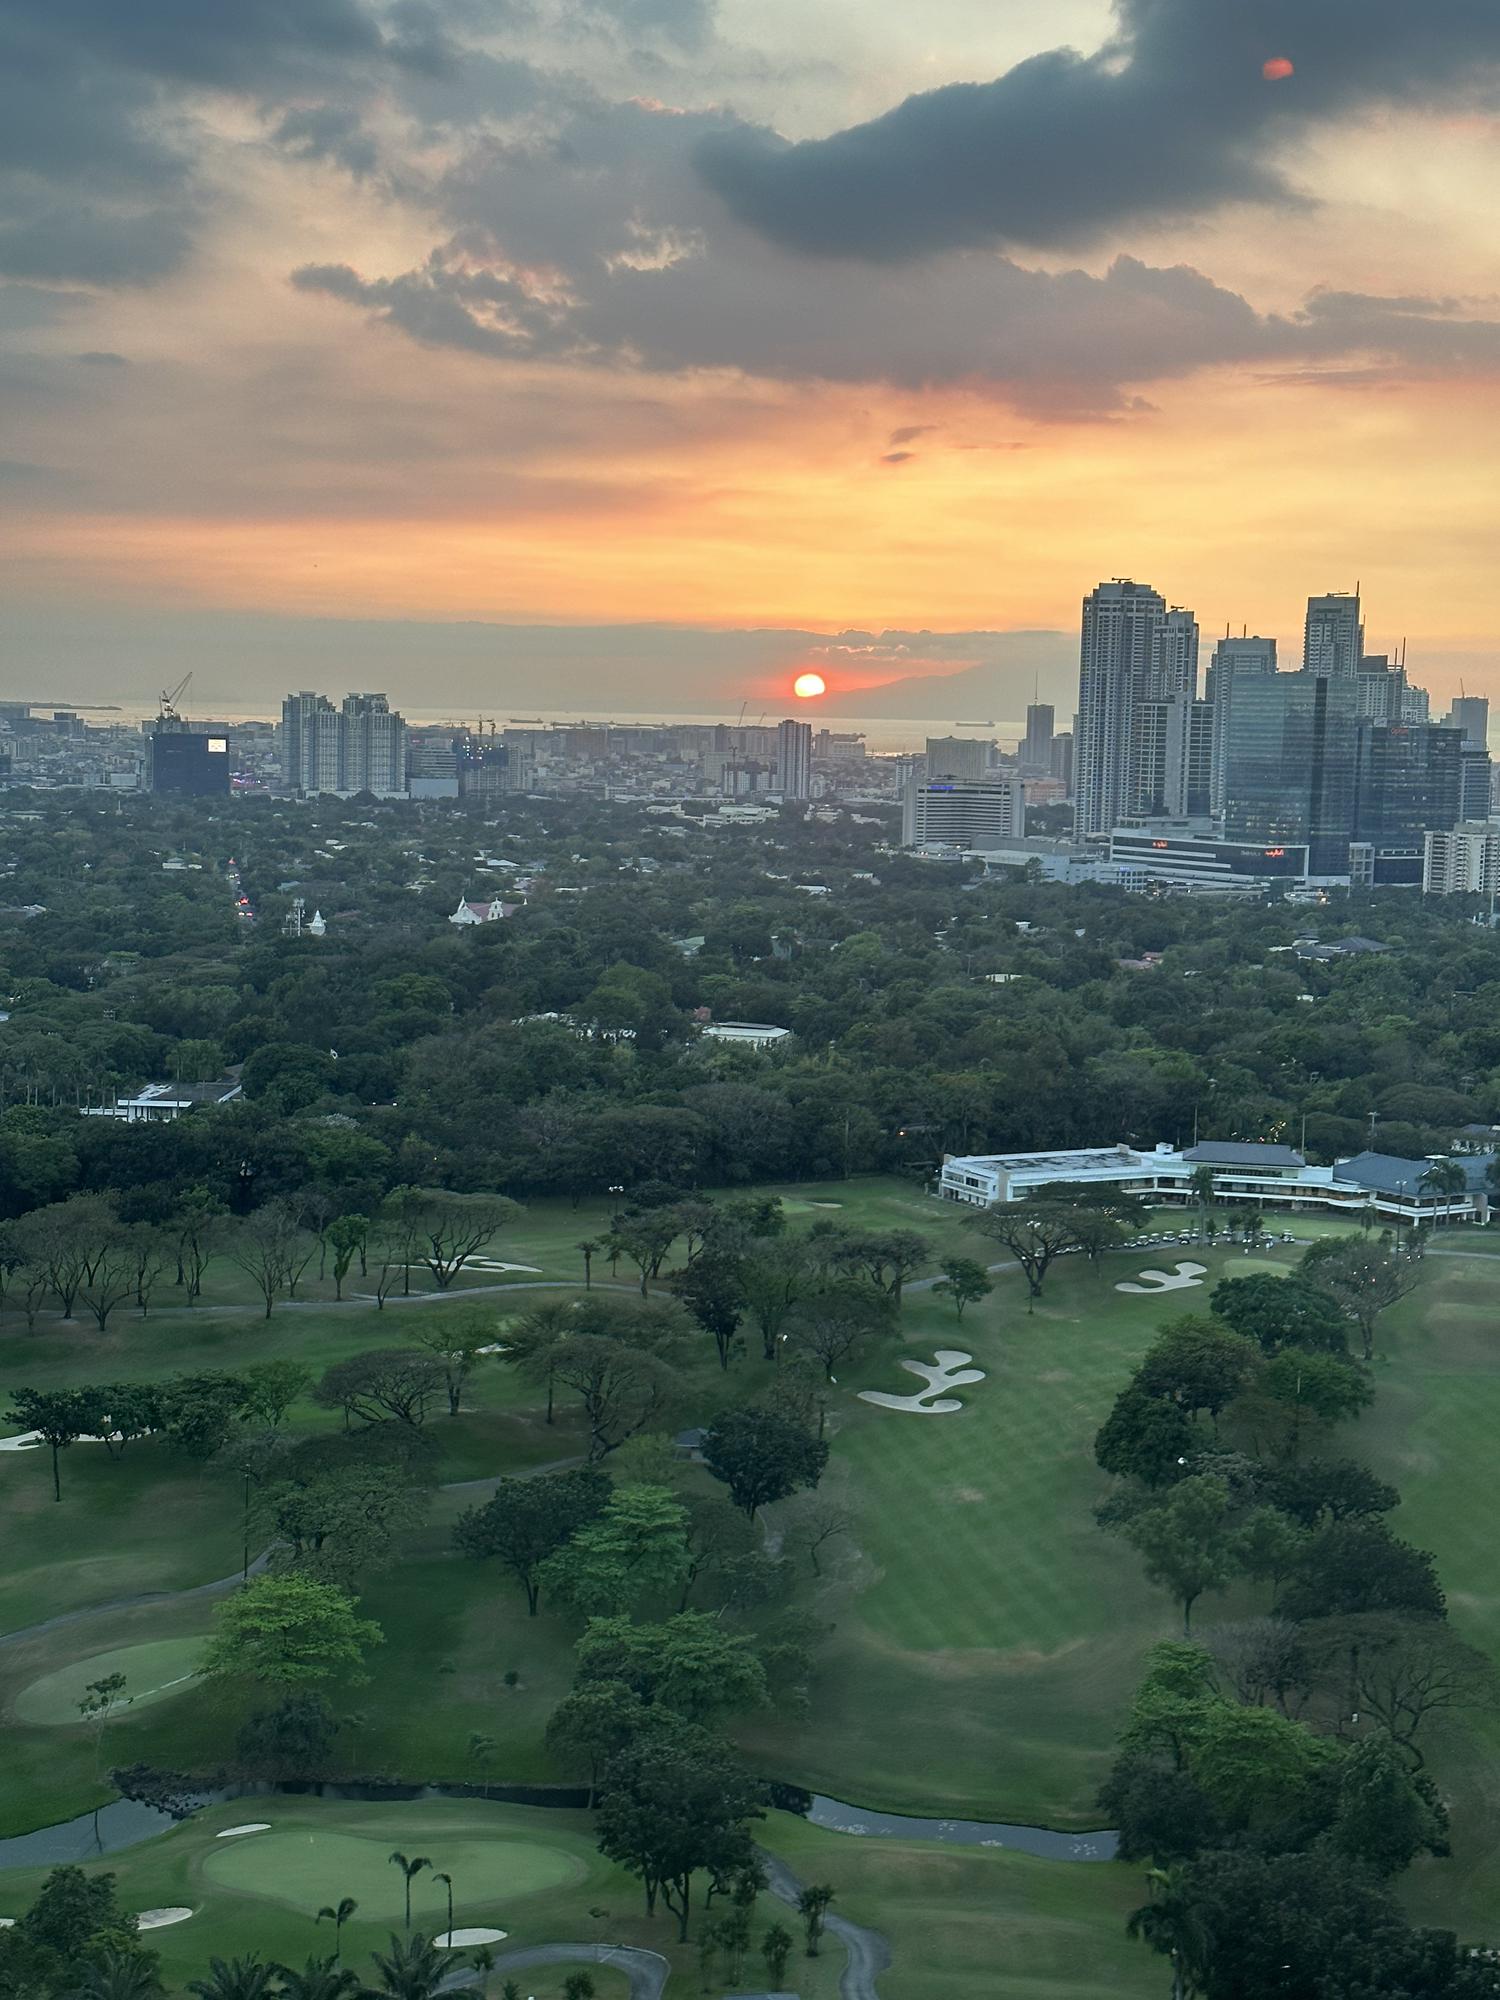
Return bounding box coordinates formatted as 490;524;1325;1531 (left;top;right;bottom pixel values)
0;1793;1144;1998
201;1828;582;1918
12;1637;204;1724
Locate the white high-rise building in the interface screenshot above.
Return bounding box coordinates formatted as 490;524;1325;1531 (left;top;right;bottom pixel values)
1424;823;1500;896
1304;592;1363;678
281;689;407;795
1074;579;1167;837
281;691;341;793
340;692;408;796
902;776;1024;850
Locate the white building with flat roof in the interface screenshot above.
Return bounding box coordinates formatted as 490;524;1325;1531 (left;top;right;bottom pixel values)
938;1140;1491;1226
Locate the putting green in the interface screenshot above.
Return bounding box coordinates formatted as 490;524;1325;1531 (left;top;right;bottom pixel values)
201;1831;582;1920
13;1639;205;1725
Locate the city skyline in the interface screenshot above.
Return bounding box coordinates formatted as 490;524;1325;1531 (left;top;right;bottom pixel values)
3;0;1500;707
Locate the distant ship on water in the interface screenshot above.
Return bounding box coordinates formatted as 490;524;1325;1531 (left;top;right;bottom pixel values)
957;719;995;727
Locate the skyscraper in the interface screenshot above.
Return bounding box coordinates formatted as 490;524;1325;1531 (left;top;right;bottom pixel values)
1222;670;1363;875
776;718;812;799
925;736;990;782
1303;592;1363;677
340;692;407;795
1019;704;1054;770
1449;696;1490;748
281;691;340;793
1074;578;1167;837
281;689;406;794
1206;637;1277;815
1148;608;1200;700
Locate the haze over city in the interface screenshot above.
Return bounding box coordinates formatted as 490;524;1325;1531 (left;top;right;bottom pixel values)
4;0;1500;714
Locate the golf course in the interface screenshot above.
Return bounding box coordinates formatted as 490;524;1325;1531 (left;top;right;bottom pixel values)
3;1174;1500;1992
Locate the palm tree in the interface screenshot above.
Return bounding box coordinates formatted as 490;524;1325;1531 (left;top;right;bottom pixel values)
368;1933;445;2000
469;1945;496;1998
467;1730;497;1799
1187;1165;1216;1243
187;1958;276;2000
74;1949;164;2000
388;1854;431;1935
1418;1158;1468;1228
576;1239;603;1290
316;1899;359;1965
433;1873;455;1944
274;1961;362;2000
1126;1867;1209;2000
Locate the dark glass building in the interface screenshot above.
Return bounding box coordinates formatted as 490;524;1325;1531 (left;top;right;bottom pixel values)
1223;673;1463;878
146;722;231;795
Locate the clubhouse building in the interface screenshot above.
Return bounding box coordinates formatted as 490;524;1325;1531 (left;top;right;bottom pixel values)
937;1139;1495;1228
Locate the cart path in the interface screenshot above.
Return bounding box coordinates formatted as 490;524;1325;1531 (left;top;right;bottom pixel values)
0;1457;585;1649
763;1850;891;2000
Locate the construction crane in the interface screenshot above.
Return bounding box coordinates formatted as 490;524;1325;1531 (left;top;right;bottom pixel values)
159;672;192;720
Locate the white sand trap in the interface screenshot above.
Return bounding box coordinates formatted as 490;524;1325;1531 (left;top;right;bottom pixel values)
457;1259;541;1274
436;1929;508;1948
136;1909;193;1930
807;1201;843;1208
859;1350;986;1414
476;1342;508;1355
215;1823;271;1839
1116;1261;1207;1296
0;1918;15;1928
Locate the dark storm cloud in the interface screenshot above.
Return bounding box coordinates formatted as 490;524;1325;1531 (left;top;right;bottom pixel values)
9;0;384;90
694;0;1500;259
272;104;381;179
0;0;413;285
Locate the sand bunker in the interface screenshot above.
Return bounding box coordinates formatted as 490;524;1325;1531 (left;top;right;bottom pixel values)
436;1929;509;1947
215;1824;271;1839
1116;1261;1207;1296
455;1259;541;1274
0;1918;14;1928
476;1342;508;1355
859;1350;986;1414
136;1909;193;1930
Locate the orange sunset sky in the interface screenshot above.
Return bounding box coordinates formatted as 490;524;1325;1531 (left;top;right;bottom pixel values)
3;0;1499;717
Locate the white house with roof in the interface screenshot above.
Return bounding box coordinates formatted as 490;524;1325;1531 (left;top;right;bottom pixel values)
83;1078;243;1125
449;896;518;926
937;1140;1492;1227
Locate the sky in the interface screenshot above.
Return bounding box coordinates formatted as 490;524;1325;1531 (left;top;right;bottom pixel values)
2;0;1499;720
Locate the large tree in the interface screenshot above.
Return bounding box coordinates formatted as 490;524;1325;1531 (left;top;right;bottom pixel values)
702;1407;829;1519
538;1484;692;1619
595;1722;765;1939
201;1574;382;1693
453;1466;610;1615
667;1252;747;1370
1278;1519;1446;1624
1208;1273;1349;1356
1134;1316;1260;1430
1299;1236;1422;1361
7;1387;101;1501
314;1351;447;1431
786;1277;893;1383
549;1335;676;1460
574;1613;769;1723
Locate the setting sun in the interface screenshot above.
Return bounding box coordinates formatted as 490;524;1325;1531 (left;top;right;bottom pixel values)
793;671;827;698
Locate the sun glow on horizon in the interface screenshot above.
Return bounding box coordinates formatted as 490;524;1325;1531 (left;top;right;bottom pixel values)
793;671;827;698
